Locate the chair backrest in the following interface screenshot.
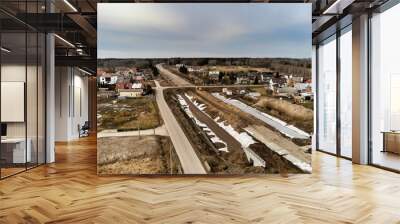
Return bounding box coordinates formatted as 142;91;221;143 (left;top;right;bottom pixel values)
82;121;90;129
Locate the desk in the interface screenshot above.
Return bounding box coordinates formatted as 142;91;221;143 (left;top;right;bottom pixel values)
1;138;31;163
382;131;400;155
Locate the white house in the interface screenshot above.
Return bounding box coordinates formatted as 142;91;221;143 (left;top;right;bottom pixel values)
99;74;118;85
188;67;203;72
294;83;311;92
209;71;220;76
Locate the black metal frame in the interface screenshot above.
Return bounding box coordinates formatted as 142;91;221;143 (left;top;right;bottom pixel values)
366;0;400;172
316;0;400;171
0;0;47;180
336;20;341;157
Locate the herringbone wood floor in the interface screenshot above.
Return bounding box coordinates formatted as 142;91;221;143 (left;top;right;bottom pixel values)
0;136;400;224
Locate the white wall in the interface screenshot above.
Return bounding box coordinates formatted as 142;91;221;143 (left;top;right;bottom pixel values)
55;67;89;141
1;64;26;138
1;63;46;164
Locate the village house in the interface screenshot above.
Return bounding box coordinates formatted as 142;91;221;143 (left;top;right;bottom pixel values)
248;73;258;84
98;74;118;85
97;88;116;98
268;77;287;91
294;82;312;92
276;86;299;98
208;70;220;83
118;83;143;98
259;72;274;83
188;66;203;73
115;82;132;90
236;73;250;84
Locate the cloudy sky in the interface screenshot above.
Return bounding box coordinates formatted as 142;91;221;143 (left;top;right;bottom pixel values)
98;3;311;59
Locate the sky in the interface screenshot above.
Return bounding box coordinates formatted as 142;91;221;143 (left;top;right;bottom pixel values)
98;3;311;59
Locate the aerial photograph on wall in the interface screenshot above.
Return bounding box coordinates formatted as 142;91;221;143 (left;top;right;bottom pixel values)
97;3;313;175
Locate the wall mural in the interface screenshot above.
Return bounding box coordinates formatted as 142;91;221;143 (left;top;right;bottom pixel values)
97;3;313;175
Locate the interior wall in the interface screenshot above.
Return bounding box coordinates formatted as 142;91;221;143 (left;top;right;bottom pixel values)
55;67;89;141
1;64;28;138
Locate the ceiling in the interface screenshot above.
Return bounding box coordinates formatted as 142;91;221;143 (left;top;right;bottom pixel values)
0;0;393;71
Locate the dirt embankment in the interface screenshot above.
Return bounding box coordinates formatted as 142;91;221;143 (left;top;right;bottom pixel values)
97;135;181;175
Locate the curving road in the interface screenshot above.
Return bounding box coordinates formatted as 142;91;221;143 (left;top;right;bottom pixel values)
154;80;206;174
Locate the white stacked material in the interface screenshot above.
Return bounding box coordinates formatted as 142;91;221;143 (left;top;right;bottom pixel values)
215;120;256;148
212;93;310;139
214;117;266;167
244;127;312;173
177;94;227;152
243;147;266;167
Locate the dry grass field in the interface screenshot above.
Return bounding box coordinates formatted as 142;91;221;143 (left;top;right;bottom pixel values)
237;87;313;133
253;97;313;132
97;97;161;132
97;135;181;175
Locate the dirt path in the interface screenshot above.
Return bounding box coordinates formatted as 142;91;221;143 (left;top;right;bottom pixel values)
97;125;168;138
182;95;242;153
156;64;194;87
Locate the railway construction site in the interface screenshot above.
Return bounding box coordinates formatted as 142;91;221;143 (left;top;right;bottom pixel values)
164;87;312;174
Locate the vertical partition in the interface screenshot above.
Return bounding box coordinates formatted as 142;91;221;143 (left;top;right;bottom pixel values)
0;1;46;179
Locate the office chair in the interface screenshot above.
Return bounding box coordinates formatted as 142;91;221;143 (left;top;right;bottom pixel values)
79;121;90;138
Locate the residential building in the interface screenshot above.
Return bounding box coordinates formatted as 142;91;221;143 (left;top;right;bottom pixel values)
208;70;220;83
119;83;143;98
99;74;118;85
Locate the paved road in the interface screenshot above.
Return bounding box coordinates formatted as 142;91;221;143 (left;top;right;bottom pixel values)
156;63;272;90
154;80;206;174
156;64;194;87
97;125;168;138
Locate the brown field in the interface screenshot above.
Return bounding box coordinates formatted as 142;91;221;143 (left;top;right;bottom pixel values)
233;87;314;133
97;135;181;175
97;96;161;132
252;97;313;133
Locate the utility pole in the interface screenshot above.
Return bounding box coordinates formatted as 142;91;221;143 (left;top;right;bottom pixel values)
170;142;173;174
138;123;140;139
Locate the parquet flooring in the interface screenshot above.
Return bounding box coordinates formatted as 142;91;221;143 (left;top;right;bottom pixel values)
1;136;400;223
